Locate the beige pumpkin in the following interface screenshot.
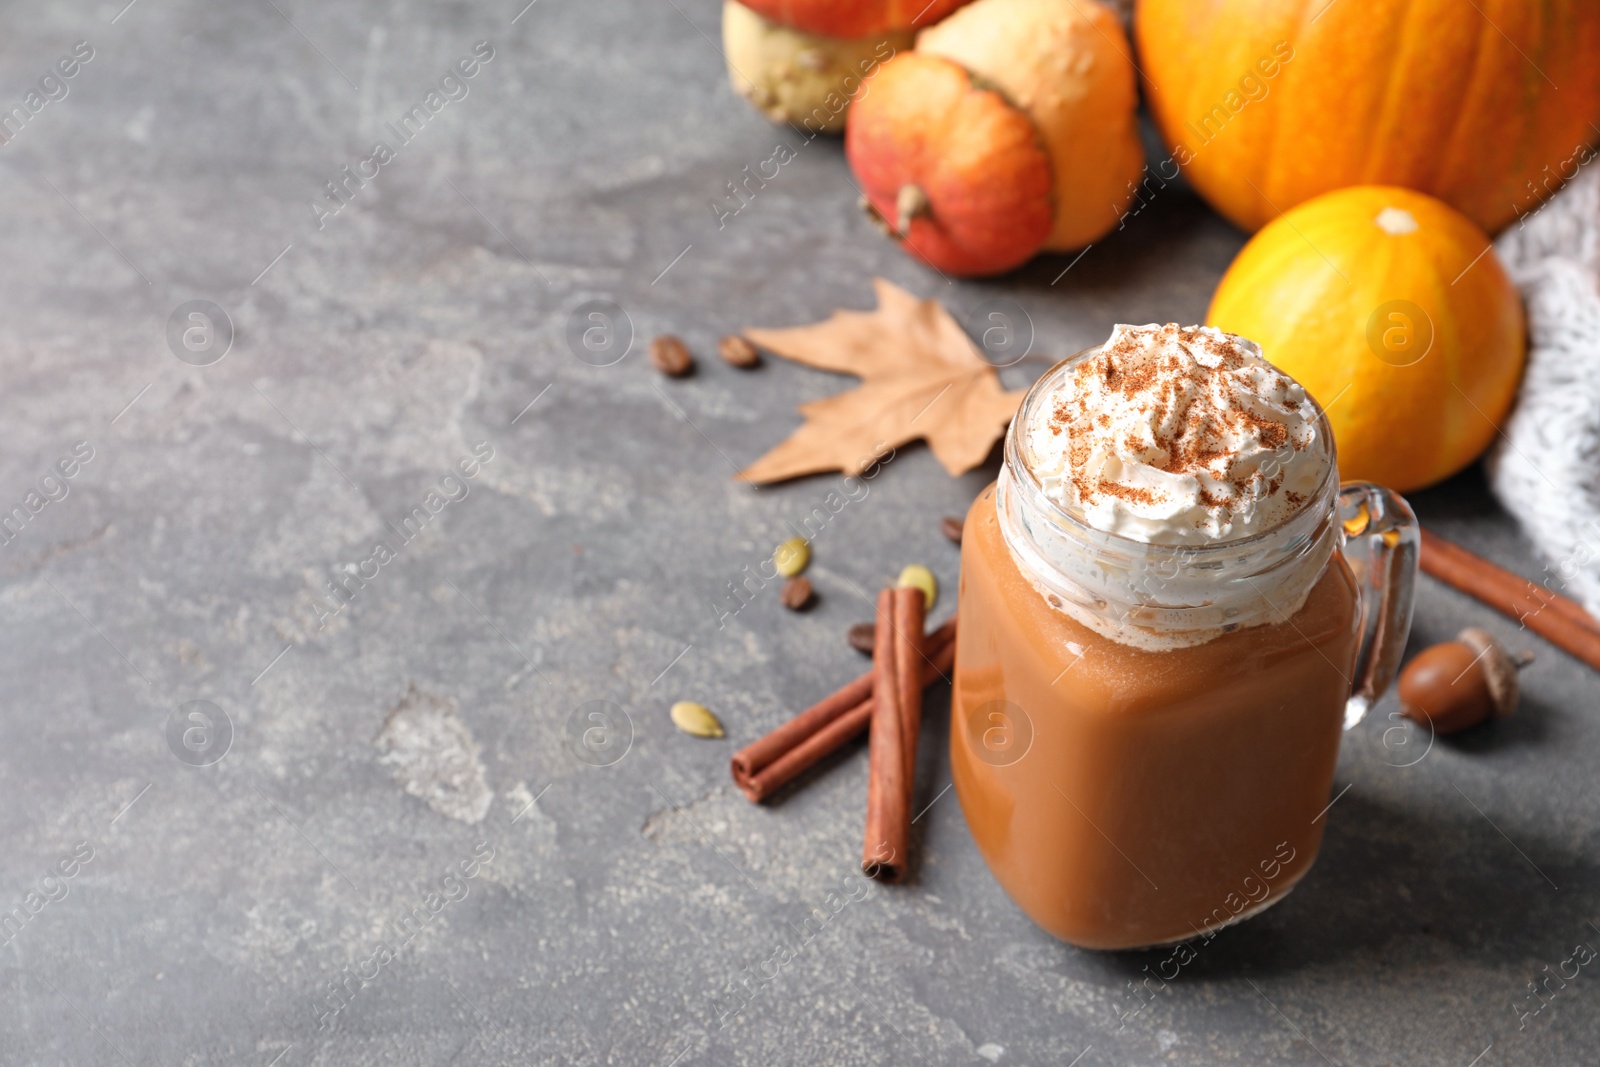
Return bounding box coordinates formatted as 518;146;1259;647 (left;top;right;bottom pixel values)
723;1;910;134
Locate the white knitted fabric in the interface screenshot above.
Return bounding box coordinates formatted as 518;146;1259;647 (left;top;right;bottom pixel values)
1489;164;1600;613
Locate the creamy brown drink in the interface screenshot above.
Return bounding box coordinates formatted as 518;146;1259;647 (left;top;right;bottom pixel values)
951;324;1417;950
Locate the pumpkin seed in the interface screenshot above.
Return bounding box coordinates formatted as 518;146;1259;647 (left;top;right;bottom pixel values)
774;536;810;577
897;564;937;609
670;701;724;739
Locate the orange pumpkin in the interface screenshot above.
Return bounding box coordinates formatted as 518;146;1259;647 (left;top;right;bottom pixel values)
738;0;972;37
1136;0;1600;235
848;54;1055;276
846;0;1143;276
1206;186;1526;493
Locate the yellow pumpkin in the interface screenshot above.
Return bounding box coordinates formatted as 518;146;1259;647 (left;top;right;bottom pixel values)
1206;186;1526;493
1136;0;1600;234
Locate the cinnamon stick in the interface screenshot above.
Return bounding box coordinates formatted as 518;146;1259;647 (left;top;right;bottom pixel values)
863;589;907;880
1420;529;1600;672
863;588;928;881
1421;530;1600;634
731;672;874;789
894;587;927;782
730;621;956;803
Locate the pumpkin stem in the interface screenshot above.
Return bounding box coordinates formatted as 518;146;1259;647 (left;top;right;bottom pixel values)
895;183;930;237
858;195;897;238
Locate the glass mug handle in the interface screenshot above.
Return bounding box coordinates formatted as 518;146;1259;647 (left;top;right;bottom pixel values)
1337;482;1420;729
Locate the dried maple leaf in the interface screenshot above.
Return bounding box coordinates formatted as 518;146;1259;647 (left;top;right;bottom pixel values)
739;279;1027;483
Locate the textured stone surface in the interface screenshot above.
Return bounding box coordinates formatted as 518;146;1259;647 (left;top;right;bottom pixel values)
0;2;1596;1064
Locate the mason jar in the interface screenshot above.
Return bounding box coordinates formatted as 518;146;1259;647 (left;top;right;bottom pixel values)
951;345;1418;950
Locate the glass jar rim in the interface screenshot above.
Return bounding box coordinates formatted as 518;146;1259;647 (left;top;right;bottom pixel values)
1002;342;1341;557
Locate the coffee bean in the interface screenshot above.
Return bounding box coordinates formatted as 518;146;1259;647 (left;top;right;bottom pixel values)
649;335;694;377
941;515;964;544
847;622;876;654
718;335;760;368
781;576;814;611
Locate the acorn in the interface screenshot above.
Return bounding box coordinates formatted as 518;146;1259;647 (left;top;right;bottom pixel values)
1398;627;1533;734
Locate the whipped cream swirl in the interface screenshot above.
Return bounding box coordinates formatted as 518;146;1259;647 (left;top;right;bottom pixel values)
1024;324;1328;545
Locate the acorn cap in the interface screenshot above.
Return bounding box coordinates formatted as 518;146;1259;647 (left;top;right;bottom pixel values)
1456;627;1521;719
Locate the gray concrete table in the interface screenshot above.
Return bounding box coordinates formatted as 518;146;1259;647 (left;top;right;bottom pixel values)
0;1;1595;1064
